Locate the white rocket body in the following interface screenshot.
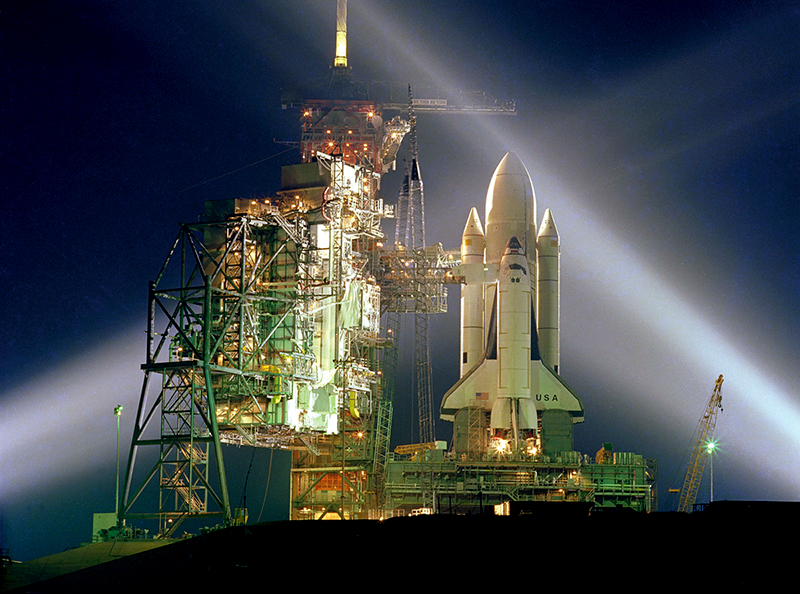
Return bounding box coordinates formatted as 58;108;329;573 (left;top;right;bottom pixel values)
536;208;560;373
442;153;584;443
492;237;538;435
460;208;485;377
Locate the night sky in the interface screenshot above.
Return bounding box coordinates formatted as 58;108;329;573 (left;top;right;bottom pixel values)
2;1;798;561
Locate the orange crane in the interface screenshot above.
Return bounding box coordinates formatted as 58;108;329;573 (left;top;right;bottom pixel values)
676;375;724;512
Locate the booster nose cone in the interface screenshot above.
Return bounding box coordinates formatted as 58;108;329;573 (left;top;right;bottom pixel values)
463;207;485;240
484;152;537;264
536;208;559;242
462;207;486;261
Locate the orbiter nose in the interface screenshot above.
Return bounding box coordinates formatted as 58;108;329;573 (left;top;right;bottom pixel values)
503;235;524;256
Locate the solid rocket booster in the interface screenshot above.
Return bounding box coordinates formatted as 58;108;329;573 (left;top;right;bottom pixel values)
536;208;560;373
460;207;485;377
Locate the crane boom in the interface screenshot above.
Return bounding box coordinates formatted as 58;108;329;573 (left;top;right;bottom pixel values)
677;375;724;512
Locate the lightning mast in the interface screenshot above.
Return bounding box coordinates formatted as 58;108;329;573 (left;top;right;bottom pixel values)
334;0;348;68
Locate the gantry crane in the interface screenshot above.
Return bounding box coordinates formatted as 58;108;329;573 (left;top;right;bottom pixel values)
676;375;724;512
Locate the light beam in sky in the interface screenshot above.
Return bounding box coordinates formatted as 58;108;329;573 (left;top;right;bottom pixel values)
354;2;800;497
3;2;795;517
0;329;145;502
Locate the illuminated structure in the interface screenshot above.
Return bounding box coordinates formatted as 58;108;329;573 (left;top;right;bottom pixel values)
383;154;656;515
121;146;404;529
120;0;656;532
676;375;724;512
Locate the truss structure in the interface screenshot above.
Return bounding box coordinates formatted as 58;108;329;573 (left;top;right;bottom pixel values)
121;153;394;531
677;375;724;512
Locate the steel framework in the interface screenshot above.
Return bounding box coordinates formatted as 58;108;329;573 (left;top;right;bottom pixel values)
385;454;657;514
120;204;321;533
677;375;724;513
288;150;390;520
393;87;437;445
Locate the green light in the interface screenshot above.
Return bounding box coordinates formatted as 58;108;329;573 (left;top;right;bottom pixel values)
706;441;716;454
114;405;123;417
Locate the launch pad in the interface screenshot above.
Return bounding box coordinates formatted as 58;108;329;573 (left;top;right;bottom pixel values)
118;136;656;531
116;0;655;536
385;445;656;516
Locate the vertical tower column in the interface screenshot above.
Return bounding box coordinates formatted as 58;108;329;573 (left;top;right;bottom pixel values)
334;0;348;68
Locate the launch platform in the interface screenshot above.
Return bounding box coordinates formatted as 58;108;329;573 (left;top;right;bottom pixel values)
115;0;656;535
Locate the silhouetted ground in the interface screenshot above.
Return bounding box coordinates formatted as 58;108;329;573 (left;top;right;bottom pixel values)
3;501;794;592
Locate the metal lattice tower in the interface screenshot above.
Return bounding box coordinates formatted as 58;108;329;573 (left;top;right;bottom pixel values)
373;311;400;510
678;375;724;512
393;86;435;446
121;209;313;534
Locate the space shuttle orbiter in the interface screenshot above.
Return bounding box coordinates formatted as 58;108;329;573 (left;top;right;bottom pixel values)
441;152;584;449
